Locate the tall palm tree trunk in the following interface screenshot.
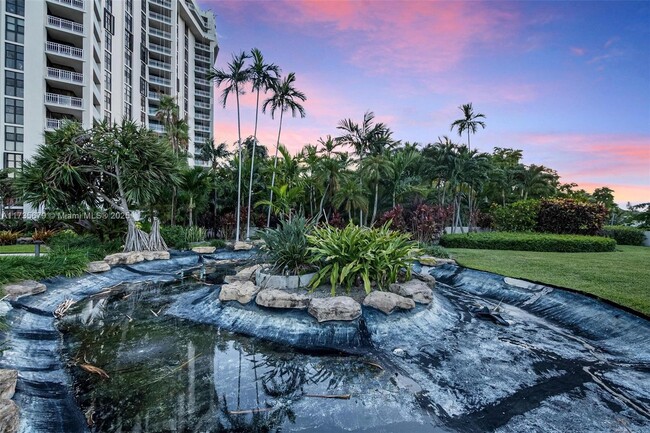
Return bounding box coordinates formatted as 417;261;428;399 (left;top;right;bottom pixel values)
371;181;379;226
235;88;243;242
246;89;261;240
266;108;284;227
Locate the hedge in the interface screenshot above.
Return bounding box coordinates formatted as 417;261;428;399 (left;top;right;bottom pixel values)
440;232;616;252
490;200;540;232
600;225;646;246
537;199;607;235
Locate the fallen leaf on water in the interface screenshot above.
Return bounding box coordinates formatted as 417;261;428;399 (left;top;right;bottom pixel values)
80;364;110;379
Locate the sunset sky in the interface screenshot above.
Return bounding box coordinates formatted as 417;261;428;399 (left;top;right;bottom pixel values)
199;0;650;205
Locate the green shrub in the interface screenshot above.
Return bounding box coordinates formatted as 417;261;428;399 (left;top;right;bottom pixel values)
490;200;540;232
307;223;420;295
209;239;226;248
259;216;313;275
600;225;645;246
440;231;616;252
0;231;20;246
48;232;122;261
419;243;451;258
537;199;607;235
160;226;206;250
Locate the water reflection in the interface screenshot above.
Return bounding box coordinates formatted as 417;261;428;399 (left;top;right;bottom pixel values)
58;281;387;433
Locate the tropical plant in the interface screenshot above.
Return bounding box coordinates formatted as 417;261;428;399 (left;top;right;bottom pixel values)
600;225;645;246
245;48;280;239
537;198;608;235
263;72;306;227
259;215;314;275
180;167;211;227
307;223;420;295
490;200;541;232
17;120;180;252
450;102;486;151
209;51;251;241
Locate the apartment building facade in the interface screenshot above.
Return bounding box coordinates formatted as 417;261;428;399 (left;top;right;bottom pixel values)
0;0;218;214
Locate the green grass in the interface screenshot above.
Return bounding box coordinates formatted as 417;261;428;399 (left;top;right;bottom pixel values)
0;244;50;254
448;245;650;317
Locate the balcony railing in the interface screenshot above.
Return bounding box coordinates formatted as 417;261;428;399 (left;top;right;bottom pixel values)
45;41;83;59
46;118;63;130
47;67;84;84
47;15;84;34
148;91;162;100
195;55;211;64
195;89;210;98
149;27;171;40
149;43;171;55
150;0;172;8
149;75;171;87
195;113;211;121
149;123;165;133
195;125;210;132
149;59;171;71
45;92;83;108
195;102;211;110
149;11;171;24
195;66;210;75
48;0;85;10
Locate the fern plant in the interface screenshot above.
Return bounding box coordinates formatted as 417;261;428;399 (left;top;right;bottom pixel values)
307;223;420;296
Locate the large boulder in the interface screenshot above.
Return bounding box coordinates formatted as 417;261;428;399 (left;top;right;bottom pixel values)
255;289;310;309
308;296;362;322
152;251;170;260
0;400;19;433
192;246;216;254
219;281;260;304
0;370;17;399
87;261;110;273
412;271;436;288
224;264;264;284
389;279;433;304
363;291;415;315
234;241;253;251
418;256;438;266
2;280;46;301
104;252;144;266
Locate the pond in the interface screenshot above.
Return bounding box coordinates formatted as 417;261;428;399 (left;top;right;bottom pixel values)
2;251;649;432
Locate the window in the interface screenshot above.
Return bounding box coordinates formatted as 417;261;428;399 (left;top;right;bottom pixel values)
125;67;132;83
5;71;23;97
4;98;23;124
103;9;114;34
104;111;111;123
5;16;24;44
5;43;23;70
125;103;132;119
5;126;23;152
140;77;147;94
105;30;112;51
4;153;23;170
125;86;132;101
104;92;111;109
6;0;25;16
104;50;112;71
104;70;111;89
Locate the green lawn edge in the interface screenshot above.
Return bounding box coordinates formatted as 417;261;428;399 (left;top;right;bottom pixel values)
448;245;650;317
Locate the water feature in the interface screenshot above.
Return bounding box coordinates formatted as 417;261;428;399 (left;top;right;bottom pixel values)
1;251;649;432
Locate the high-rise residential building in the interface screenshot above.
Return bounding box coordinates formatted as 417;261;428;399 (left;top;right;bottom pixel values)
0;0;218;215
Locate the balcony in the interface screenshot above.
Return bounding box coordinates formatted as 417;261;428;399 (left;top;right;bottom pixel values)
47;15;84;34
149;75;171;87
45;92;83;109
195;113;211;121
47;0;84;10
47;67;84;84
149;27;171;40
46;118;64;130
195;55;211;64
149;123;165;133
149;11;172;24
148;91;162;101
149;59;171;71
195;66;210;76
149;43;171;56
195;42;211;52
195;124;211;133
150;0;172;8
195;89;211;99
45;41;84;59
195;101;211;110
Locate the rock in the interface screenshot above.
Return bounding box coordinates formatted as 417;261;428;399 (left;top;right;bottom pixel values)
389;279;433;304
433;258;456;266
104;252;146;266
255;289;311;309
141;251;155;261
234;241;253;251
225;264;263;284
87;261;110;273
412;271;436;288
308;296;362;322
0;301;10;317
219;281;260;304
0;370;17;399
363;291;415;315
2;280;46;301
192;246;216;254
0;399;19;433
152;251;170;260
418;256;438;266
16;237;33;245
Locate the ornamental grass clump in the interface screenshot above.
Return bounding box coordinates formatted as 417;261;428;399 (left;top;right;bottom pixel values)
307;223;420;296
259;216;314;275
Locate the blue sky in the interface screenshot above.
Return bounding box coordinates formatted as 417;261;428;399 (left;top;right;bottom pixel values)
200;0;650;204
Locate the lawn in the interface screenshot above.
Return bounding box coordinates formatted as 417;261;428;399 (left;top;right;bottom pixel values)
0;244;49;254
448;245;650;317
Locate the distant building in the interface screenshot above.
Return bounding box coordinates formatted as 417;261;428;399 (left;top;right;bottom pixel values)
0;0;218;216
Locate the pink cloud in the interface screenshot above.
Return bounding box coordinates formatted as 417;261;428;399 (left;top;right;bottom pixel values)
570;47;586;56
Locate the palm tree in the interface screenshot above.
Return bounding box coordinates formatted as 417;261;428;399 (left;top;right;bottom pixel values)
196;138;231;231
450;103;486;151
244;48;280;239
387;148;427;207
180;167;211;226
262;72;306;226
209;51;251;241
333;173;368;222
